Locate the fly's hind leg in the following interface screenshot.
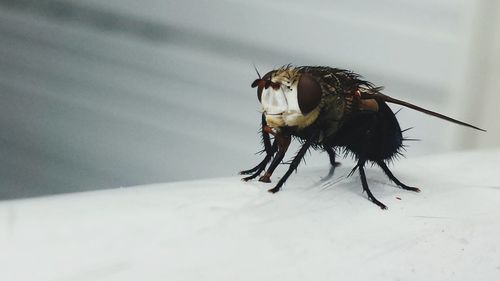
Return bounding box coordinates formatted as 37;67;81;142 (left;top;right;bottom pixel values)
358;159;387;209
376;161;421;192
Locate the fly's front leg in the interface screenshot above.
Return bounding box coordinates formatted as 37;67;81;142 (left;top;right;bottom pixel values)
268;130;319;193
258;132;291;183
240;114;277;177
241;141;277;181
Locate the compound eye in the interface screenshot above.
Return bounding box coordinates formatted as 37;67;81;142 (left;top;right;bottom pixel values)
297;73;322;114
256;71;274;102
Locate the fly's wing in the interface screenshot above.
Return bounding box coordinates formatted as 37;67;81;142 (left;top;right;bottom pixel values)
361;89;486;132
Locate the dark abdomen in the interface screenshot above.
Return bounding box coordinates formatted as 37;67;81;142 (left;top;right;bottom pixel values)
370;101;403;160
324;101;403;161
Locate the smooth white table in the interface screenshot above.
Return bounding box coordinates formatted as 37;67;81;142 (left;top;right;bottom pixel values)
1;149;499;281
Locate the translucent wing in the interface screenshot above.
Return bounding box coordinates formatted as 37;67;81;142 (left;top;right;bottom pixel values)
361;90;486;132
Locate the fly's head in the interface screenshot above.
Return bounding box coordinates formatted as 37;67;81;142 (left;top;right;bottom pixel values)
252;67;322;129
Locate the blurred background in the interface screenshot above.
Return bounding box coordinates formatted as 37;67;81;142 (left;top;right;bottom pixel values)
0;0;498;200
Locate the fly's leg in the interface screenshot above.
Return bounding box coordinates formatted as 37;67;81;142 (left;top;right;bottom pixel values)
353;114;387;209
323;147;341;180
268;131;318;193
376;161;421;192
358;159;387;209
258;133;291;183
241;141;278;181
240;114;277;179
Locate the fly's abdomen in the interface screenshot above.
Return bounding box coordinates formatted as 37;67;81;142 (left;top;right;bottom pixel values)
369;101;403;160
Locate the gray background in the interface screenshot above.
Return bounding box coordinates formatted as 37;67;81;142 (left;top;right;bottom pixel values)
0;0;498;199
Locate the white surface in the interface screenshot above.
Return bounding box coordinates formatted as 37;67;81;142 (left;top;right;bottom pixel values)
1;149;499;280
